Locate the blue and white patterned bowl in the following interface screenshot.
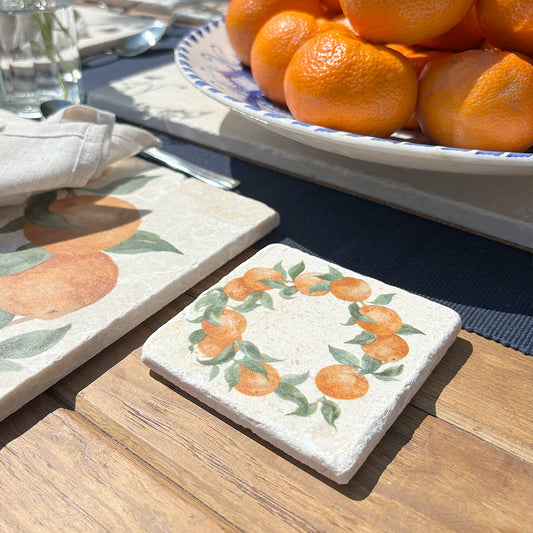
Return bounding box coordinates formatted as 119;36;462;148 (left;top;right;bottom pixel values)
176;19;533;175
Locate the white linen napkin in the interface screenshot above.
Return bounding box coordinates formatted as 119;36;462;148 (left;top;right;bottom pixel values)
0;105;160;207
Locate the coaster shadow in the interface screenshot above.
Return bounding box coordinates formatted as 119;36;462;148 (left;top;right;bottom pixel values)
148;335;472;499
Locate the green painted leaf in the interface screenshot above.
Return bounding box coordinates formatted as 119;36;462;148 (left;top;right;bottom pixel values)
317;267;343;282
0;216;26;234
232;291;263;312
348;302;376;323
321;399;341;428
279;286;299;299
0;247;54;276
89;175;159;195
370;293;395;305
238;357;268;378
341;317;357;326
203;304;225;326
359;354;382;375
0;325;71;359
373;364;404;381
259;279;286;290
16;242;37;251
345;331;377;345
235;340;261;360
198;344;236;366
209;366;220;381
328;345;360;368
187;316;204;324
0;310;14;329
188;329;206;345
280;372;309;386
275;382;308;410
0;359;22;372
194;289;228;311
289;401;318;417
225;362;241;390
24;191;78;228
398;324;425;335
260;291;274;310
106;230;182;255
288;261;305;281
273;261;287;280
252;351;283;363
309;281;330;294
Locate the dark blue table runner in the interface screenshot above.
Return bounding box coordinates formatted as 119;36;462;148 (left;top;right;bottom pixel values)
82;25;533;355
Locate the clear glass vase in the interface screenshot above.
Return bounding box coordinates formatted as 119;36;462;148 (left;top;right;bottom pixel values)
0;0;85;118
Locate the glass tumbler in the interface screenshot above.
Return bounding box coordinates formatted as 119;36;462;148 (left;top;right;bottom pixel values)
0;0;85;118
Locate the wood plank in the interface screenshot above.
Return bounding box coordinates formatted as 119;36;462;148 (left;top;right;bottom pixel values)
0;395;233;533
52;345;533;532
412;330;533;463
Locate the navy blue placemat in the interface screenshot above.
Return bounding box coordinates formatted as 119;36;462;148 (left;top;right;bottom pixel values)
82;26;533;355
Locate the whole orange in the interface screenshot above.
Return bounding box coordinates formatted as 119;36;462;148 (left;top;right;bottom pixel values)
339;0;474;45
386;44;452;129
476;0;533;57
417;50;533;152
225;0;324;66
284;30;418;137
250;11;326;105
417;4;484;51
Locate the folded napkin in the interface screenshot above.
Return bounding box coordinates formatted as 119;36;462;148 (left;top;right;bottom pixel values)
0;105;160;207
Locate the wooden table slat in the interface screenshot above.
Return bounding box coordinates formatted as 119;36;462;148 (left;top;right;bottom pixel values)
0;395;233;533
52;343;533;532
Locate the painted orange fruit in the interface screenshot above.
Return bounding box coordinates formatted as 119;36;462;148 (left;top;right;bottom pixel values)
201;308;247;344
293;271;330;296
315;364;369;400
356;305;403;335
198;335;242;358
242;267;283;291
234;362;280;396
361;335;409;363
224;277;254;301
0;252;118;320
330;277;372;302
23;193;140;255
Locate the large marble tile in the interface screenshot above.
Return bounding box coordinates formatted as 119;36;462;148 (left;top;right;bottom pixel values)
0;158;279;422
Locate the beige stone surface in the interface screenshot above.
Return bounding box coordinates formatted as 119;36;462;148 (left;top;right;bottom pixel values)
142;243;461;483
0;158;279;422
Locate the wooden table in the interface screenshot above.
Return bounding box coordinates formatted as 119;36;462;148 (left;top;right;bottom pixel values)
1;247;532;532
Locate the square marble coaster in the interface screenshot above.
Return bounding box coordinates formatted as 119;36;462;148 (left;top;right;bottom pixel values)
0;158;279;422
142;243;461;483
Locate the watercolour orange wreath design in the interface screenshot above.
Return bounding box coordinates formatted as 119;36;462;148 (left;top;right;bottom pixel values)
188;260;424;428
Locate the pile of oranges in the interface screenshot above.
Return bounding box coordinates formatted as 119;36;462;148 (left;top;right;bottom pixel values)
225;0;533;153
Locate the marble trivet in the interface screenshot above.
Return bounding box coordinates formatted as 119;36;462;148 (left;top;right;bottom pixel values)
88;64;533;249
142;243;461;483
0;158;279;422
